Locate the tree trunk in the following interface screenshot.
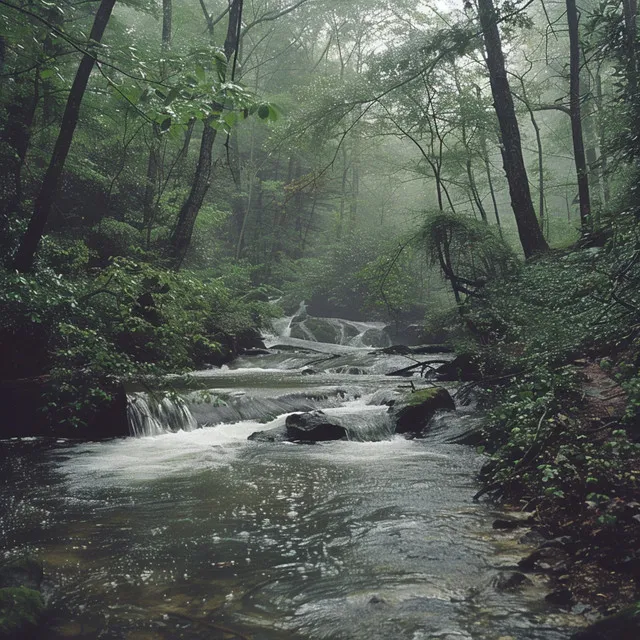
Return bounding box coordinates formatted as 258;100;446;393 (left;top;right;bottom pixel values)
13;0;118;272
566;0;591;231
143;0;172;246
169;0;243;267
582;72;602;225
514;79;546;237
622;0;638;99
595;72;610;205
477;0;548;258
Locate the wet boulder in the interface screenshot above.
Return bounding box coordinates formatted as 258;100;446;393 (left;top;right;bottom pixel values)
290;317;343;344
518;546;569;572
285;411;347;442
389;387;455;435
367;389;403;406
359;328;390;348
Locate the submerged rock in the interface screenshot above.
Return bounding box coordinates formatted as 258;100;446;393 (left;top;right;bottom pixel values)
240;348;271;356
247;428;287;443
285;411;347;442
492;571;533;592
389;387;455;435
518;546;569;572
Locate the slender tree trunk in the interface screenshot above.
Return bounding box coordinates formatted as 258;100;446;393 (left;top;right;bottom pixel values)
2;70;39;217
302;191;317;254
453;67;487;222
477;0;548;258
475;84;502;232
337;145;348;239
235;117;258;260
144;0;172;246
13;0;117;272
595;72;610;205
566;0;591;231
582;74;602;228
515;81;546;236
622;0;638;98
170;0;243;267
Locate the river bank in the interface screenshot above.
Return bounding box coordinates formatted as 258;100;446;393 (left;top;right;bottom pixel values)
446;247;640;638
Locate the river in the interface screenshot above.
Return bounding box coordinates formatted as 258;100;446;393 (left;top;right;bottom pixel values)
0;315;581;639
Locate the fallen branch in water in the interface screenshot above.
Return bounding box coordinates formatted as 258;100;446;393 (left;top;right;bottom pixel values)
386;360;449;377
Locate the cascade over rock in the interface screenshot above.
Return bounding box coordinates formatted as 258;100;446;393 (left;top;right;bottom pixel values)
390;387;455;436
127;393;198;437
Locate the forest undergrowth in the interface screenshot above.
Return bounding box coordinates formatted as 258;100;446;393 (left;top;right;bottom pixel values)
445;218;640;614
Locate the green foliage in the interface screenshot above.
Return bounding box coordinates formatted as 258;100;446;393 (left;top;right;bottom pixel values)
416;211;518;299
277;232;429;320
0;247;276;430
465;220;640;568
465;248;619;373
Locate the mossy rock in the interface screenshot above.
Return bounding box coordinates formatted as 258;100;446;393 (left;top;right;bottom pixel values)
572;604;640;640
0;587;45;639
389;387;455;435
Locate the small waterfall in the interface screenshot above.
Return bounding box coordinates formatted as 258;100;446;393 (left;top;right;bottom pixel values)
345;411;395;442
283;314;391;348
271;301;308;338
127;394;198;438
320;405;395;442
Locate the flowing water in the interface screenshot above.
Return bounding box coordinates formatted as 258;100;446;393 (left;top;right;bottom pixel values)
0;316;582;639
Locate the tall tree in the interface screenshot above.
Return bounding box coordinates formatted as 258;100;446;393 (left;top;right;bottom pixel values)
566;0;591;230
13;0;118;272
477;0;549;257
170;0;243;267
143;0;173;246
